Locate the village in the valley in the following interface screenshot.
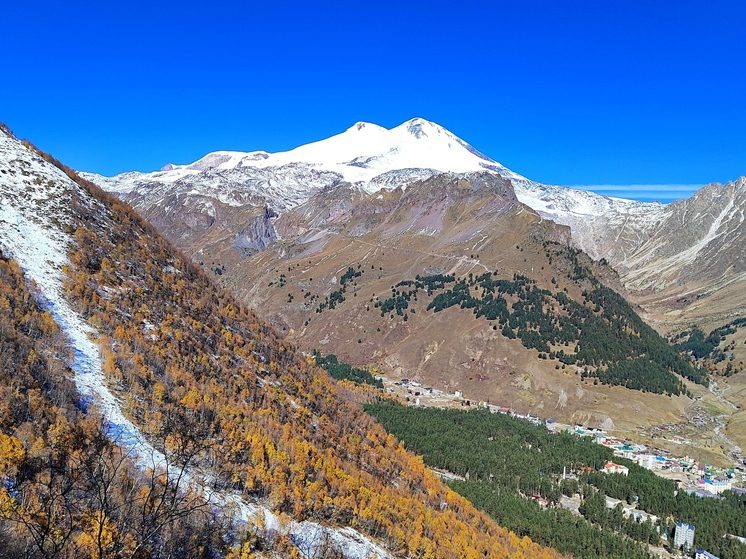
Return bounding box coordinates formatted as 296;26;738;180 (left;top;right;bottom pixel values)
383;376;745;559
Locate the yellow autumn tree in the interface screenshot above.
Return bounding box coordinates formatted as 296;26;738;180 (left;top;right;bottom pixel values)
0;433;24;477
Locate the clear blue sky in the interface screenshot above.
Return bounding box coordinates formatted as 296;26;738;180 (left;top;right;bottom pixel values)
2;1;744;201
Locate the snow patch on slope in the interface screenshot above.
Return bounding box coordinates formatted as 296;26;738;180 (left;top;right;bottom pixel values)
674;195;735;265
0;129;167;470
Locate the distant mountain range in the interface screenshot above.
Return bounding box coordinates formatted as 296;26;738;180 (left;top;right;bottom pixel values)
83;118;746;333
79;119;746;460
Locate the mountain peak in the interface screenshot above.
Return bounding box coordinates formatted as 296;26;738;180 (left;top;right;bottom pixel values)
347;121;386;133
387;117;445;140
88;118;529;209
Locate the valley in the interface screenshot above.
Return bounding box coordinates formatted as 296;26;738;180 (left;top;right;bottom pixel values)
81;118;746;475
3;116;745;558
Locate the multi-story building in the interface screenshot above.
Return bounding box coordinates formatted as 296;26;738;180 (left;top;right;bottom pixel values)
673;521;695;549
637;453;657;470
702;477;732;494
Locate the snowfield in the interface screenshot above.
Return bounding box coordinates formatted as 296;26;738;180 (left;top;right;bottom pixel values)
81;116;677;265
87;117;526;193
0;129;392;559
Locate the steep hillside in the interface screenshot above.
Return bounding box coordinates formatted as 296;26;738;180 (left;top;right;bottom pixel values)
0;250;227;558
0;126;565;558
623;179;746;327
83;117;746;338
524;177;746;334
205;172;710;444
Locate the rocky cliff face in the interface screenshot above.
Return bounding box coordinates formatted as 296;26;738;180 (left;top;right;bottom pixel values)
234;206;278;255
621;178;746;289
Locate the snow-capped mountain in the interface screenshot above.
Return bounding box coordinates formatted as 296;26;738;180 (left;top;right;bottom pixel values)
83;118;746;330
82;118;527;211
84;116;668;262
82;116;667;240
515;182;670;262
167;118;522;183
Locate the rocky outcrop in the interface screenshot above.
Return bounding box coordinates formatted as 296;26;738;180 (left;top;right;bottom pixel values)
234;206;278;255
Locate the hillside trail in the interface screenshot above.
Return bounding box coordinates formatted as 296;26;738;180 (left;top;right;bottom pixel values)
344;235;491;274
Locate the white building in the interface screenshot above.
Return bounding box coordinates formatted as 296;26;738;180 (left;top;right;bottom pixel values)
637;453;658;470
673;521;695;549
702;477;732;494
695;550;719;559
614;449;636;460
601;461;629;476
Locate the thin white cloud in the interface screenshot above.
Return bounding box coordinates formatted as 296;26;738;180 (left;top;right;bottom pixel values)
568;184;702;202
571;184;702;193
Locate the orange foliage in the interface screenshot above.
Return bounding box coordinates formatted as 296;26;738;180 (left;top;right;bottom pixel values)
55;175;566;559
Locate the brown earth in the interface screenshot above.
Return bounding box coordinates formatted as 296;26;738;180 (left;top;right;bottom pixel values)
176;173;711;453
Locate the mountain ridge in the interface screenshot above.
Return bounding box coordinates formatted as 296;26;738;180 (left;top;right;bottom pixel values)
82;118;746;336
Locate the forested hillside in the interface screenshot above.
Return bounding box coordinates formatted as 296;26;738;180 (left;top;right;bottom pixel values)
0;127;565;558
673;319;746;376
313;352;384;388
357;263;706;395
0;252;226;558
366;402;746;559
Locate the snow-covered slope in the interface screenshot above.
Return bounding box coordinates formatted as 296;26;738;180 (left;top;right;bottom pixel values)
0;128;172;470
0;128;393;559
158;118;525;184
514;181;671;262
